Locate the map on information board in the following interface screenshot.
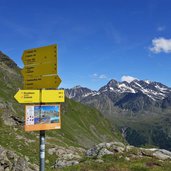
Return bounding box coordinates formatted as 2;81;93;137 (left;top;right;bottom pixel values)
25;104;61;131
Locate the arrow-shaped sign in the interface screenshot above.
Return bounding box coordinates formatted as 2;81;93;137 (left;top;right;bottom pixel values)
14;90;65;103
21;62;57;78
14;90;40;103
23;75;61;89
22;44;57;65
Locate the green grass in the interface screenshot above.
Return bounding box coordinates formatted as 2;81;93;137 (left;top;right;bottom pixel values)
45;98;123;148
55;154;171;171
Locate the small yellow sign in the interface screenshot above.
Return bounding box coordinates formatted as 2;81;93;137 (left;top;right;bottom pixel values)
41;90;65;103
22;44;57;65
14;90;40;103
24;75;61;89
21;62;57;78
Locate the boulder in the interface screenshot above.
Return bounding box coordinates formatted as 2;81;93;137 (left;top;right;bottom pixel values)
54;159;79;168
153;151;171;160
97;148;113;158
0;146;38;171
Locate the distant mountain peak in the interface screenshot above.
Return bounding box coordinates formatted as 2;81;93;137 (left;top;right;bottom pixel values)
107;79;118;87
144;80;151;84
73;85;82;89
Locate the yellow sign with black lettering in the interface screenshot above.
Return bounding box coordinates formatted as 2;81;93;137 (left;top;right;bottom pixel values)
24;75;61;89
22;44;57;65
41;90;65;103
21;62;57;78
14;90;40;103
14;90;64;103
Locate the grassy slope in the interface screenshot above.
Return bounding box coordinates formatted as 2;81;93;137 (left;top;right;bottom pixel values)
58;154;171;171
110;111;171;150
48;98;122;148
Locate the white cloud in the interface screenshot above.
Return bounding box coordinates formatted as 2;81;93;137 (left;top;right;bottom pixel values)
93;73;98;77
157;26;165;32
121;75;137;83
149;37;171;54
91;73;108;81
99;74;107;79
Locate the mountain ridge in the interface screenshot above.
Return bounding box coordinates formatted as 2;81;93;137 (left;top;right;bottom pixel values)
65;78;171;112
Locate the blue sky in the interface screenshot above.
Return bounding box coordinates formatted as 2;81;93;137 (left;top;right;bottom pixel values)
0;0;171;90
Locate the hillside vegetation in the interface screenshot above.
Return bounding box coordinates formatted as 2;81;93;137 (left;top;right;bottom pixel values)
0;51;122;169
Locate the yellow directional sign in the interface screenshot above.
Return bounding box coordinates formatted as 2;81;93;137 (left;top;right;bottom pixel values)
21;62;57;78
24;75;61;89
22;44;57;65
14;89;65;103
14;90;40;103
41;90;65;103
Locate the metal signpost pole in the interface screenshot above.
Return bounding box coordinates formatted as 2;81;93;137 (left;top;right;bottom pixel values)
40;88;45;171
40;130;45;171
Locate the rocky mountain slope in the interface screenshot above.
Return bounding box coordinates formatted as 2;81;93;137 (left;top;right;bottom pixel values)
65;79;171;113
65;79;171;151
0;51;23;126
53;141;171;170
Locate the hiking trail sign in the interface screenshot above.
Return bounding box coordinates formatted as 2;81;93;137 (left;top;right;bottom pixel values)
14;44;64;171
22;44;57;65
23;75;61;89
14;90;40;103
14;90;65;103
21;44;61;89
21;62;57;78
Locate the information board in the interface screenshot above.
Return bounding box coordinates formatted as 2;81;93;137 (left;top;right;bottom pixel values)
25;104;61;131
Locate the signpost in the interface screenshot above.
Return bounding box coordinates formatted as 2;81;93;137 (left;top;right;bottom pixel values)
21;62;57;77
22;44;59;90
14;44;64;171
41;90;64;103
23;75;61;89
22;44;57;65
14;90;40;103
14;90;65;103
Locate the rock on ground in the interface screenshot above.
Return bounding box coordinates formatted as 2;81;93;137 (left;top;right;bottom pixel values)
0;145;38;171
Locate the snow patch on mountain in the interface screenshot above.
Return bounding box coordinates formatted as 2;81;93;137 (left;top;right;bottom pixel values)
118;83;136;93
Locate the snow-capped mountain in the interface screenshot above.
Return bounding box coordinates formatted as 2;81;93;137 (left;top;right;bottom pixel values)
65;86;99;101
65;79;171;112
99;79;171;101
